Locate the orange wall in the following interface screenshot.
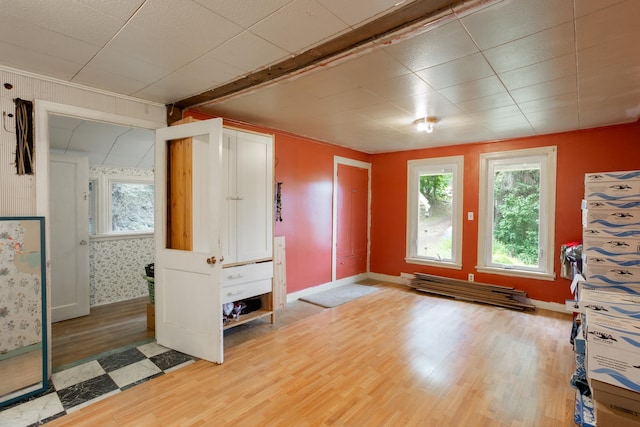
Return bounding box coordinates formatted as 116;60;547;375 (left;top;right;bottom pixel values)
185;111;370;293
188;109;640;303
370;121;640;303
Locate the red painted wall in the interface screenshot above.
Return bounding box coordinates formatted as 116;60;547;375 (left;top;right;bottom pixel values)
370;121;640;303
185;111;370;293
188;109;640;303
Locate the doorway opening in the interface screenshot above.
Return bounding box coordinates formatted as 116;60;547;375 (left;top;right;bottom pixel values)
35;101;164;372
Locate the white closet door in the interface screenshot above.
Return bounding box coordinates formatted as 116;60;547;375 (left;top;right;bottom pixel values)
235;131;273;263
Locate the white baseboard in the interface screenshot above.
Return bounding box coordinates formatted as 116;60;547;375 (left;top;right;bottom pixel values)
286;272;369;303
288;271;568;313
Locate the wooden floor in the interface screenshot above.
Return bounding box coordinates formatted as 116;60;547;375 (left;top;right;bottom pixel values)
51;297;155;369
47;281;577;426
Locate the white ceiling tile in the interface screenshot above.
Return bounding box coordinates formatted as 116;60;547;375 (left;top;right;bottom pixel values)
391;91;461;120
518;92;577;114
322;88;384;112
461;0;573;50
525;106;580;131
509;75;576;104
250;0;350;53
73;66;152;96
469;105;523;121
352;102;414;121
416;53;494;90
483;115;533;133
49;127;74;151
3;0;123;46
129;0;242;52
483;22;575;73
318;0;407;26
74;0;147;21
194;0;293;28
134;54;245;102
0;15;99;65
85;47;168;85
211;31;289;72
576;1;640;51
328;50;410;86
456;92;515;113
106;25;207;73
574;0;626;18
0;42;82;81
361;73;434;102
498;53;576;91
439;75;506;103
383;21;479;72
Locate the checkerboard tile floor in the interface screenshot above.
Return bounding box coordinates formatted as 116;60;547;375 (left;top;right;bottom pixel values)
0;341;194;426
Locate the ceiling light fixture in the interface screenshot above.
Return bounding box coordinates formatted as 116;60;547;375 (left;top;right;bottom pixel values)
414;116;438;133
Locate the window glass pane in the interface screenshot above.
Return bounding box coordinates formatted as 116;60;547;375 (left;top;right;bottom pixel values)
111;182;154;232
417;169;453;261
491;164;540;268
88;180;96;235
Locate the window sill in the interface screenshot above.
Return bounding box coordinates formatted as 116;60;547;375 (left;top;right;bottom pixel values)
90;232;154;242
475;266;555;281
405;257;462;270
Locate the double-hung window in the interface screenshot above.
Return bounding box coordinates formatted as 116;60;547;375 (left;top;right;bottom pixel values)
89;176;154;237
477;146;556;280
406;156;463;269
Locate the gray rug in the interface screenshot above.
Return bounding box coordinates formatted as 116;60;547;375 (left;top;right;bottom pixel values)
299;284;378;308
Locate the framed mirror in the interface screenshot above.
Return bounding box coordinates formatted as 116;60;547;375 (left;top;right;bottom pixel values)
0;216;48;407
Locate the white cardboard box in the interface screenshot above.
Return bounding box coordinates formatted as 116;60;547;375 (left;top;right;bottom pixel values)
584;264;640;286
582;207;640;228
583;229;640;257
585;171;640;201
587;333;640;393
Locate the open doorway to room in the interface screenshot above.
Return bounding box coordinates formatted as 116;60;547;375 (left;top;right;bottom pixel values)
34;102;163;371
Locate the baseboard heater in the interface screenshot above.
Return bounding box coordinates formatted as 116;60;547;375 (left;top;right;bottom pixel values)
406;272;535;311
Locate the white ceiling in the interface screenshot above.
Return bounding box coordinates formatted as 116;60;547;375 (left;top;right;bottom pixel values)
3;0;640;161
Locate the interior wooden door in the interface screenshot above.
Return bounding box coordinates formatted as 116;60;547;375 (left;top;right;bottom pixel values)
336;164;369;279
49;154;90;322
154;118;224;364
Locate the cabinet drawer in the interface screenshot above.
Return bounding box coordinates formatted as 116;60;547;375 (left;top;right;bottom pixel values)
221;262;273;287
222;279;272;304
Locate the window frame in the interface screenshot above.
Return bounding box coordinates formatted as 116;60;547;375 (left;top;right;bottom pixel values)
90;175;155;240
406;155;464;270
477;146;557;280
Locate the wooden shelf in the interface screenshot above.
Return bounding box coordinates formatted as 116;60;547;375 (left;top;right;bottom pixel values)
223;309;273;330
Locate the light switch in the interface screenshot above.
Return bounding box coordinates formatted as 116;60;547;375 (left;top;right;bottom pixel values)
467;212;474;220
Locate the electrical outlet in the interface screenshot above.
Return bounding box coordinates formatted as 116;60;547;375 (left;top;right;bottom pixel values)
468;273;474;282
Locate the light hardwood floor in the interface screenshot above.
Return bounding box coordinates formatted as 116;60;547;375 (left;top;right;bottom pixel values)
47;281;577;426
51;297;154;369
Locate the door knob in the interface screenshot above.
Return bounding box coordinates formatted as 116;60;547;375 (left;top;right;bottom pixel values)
79;240;87;246
220;256;224;263
206;256;217;265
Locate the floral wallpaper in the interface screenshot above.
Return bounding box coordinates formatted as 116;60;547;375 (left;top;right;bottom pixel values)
0;219;43;355
89;237;154;306
89;165;154;307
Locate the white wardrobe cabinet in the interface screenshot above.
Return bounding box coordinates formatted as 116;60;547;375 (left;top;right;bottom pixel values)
221;128;274;266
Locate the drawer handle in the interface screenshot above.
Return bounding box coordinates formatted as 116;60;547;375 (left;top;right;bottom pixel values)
227;274;244;279
227;290;243;296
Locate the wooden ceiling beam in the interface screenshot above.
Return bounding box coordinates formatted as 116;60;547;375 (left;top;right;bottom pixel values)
167;0;464;123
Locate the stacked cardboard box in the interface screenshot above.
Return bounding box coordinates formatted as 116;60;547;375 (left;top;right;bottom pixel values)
581;170;640;426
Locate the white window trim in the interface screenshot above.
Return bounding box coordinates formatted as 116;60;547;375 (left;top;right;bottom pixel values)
476;146;557;281
90;174;155;239
406;155;463;269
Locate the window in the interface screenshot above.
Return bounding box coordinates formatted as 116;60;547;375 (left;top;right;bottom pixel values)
89;176;154;237
406;156;463;269
109;180;154;232
88;179;97;235
477;146;556;280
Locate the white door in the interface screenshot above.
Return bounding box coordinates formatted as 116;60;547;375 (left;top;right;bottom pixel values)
49;154;90;322
154;118;224;364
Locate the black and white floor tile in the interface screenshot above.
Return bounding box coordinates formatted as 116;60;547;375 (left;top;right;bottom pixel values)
0;342;194;427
